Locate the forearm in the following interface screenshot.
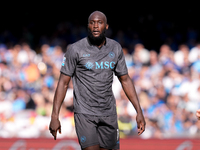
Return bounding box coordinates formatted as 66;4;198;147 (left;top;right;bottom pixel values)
119;75;142;113
51;82;67;118
51;74;70;118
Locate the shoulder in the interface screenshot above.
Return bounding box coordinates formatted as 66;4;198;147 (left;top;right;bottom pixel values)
106;37;122;49
69;37;87;49
106;38;123;57
66;38;87;54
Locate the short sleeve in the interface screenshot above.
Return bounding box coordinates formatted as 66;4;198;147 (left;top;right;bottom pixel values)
60;45;78;77
114;47;128;77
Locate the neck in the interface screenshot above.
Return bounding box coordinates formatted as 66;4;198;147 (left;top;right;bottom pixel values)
96;39;105;48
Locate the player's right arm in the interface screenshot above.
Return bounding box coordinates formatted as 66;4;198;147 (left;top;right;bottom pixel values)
49;73;71;140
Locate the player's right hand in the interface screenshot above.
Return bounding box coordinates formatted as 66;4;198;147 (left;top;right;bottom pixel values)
49;117;61;140
136;113;146;135
196;109;200;120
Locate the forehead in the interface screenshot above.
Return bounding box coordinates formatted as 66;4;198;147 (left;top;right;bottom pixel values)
88;12;106;22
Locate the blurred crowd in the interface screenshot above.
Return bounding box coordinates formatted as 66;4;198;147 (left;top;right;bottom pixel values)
0;21;200;139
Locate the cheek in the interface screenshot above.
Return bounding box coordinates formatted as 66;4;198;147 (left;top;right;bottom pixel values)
88;24;94;29
100;26;106;33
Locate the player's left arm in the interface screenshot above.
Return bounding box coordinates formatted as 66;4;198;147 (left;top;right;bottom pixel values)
118;74;146;135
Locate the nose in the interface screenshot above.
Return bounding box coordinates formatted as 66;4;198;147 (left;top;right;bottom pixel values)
94;22;98;28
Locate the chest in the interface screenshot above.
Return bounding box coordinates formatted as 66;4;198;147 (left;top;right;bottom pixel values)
77;47;117;72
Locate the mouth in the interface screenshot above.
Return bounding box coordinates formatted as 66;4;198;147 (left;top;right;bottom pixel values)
93;30;100;35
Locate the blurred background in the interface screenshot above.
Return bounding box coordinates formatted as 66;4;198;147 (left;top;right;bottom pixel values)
0;2;200;149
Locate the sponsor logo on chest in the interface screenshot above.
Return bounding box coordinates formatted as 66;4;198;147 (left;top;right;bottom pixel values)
84;51;116;70
85;61;115;70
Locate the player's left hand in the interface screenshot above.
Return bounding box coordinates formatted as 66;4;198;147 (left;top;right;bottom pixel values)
136;113;146;135
49;117;61;140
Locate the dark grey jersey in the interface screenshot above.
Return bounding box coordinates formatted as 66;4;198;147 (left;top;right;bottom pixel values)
60;37;128;116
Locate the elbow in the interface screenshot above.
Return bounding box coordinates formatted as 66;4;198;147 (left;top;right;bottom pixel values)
58;73;71;90
119;74;130;83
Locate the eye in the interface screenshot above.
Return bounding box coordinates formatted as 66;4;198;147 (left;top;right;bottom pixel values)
89;21;94;25
98;21;103;24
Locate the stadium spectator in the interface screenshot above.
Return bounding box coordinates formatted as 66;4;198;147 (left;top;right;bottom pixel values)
196;109;200;120
0;20;200;139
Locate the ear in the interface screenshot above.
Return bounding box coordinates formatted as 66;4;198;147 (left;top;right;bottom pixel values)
106;24;109;30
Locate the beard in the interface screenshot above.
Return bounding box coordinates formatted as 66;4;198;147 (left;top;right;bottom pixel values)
87;28;106;46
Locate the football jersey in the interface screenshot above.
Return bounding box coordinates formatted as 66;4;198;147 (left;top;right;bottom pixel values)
60;37;128;116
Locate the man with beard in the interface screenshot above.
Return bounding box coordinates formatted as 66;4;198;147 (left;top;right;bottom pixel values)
49;11;146;150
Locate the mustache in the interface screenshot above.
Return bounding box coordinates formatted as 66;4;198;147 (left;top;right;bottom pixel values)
87;28;106;46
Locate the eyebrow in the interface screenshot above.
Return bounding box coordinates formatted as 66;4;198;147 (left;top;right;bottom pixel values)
88;17;106;24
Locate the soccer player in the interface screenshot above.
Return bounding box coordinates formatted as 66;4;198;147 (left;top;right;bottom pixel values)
196;109;200;120
49;11;146;150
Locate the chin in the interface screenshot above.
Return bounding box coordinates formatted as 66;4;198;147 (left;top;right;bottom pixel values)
92;34;101;38
88;28;106;45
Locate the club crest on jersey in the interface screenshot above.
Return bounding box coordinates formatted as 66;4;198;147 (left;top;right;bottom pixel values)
109;51;115;58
